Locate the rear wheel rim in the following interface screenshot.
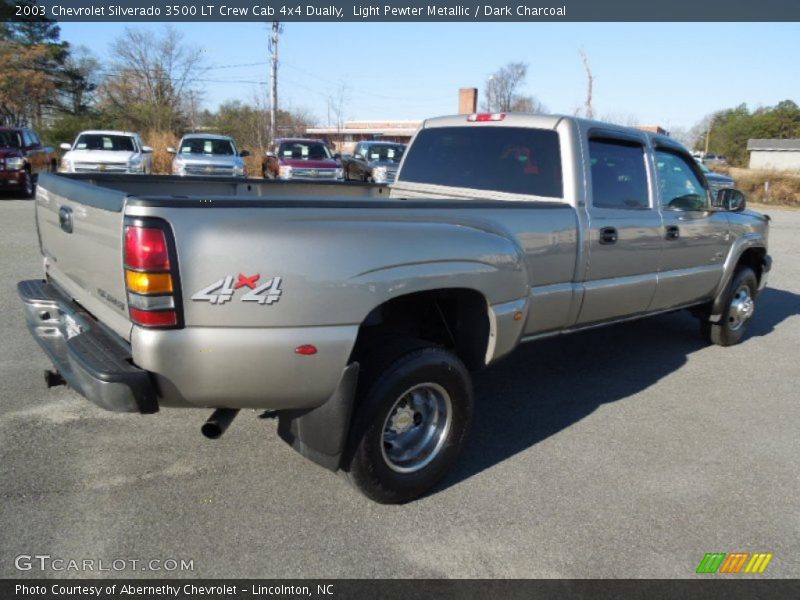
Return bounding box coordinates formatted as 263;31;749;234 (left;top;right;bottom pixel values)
728;285;754;331
380;382;452;474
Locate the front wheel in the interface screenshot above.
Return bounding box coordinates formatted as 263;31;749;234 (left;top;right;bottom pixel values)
21;170;35;198
702;266;758;346
344;346;473;504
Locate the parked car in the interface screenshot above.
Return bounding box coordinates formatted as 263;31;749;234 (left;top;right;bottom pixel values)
342;141;406;183
701;153;728;166
695;159;735;196
168;133;248;177
0;127;56;197
60;130;152;174
19;113;771;504
263;138;343;181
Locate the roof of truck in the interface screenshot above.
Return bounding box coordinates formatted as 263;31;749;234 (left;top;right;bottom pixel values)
421;112;687;152
76;130;139;137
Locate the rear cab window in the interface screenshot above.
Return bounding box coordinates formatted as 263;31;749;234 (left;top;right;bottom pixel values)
398;126;563;198
588;139;650;210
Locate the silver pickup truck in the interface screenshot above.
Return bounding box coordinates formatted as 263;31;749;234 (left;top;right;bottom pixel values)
18;114;771;504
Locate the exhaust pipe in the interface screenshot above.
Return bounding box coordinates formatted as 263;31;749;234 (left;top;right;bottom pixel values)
201;408;240;439
44;369;66;388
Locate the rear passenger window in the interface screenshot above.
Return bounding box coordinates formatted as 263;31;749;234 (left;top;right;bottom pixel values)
589;139;649;209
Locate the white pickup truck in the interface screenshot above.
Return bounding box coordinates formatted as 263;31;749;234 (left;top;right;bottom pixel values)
19;113;771;503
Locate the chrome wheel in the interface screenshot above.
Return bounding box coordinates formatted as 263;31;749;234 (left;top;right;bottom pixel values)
380;382;452;473
728;285;754;331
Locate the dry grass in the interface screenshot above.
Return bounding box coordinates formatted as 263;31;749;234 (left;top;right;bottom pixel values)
728;167;800;207
142;130;179;175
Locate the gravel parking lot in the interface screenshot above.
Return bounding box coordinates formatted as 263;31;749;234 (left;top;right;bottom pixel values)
1;195;798;579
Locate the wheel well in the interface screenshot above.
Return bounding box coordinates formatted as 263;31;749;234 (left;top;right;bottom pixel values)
737;247;767;285
349;289;490;372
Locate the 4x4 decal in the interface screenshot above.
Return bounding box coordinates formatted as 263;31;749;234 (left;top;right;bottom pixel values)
192;273;282;305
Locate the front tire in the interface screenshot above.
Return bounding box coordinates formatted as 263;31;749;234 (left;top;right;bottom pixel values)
702;266;758;346
344;345;473;504
21;170;35;199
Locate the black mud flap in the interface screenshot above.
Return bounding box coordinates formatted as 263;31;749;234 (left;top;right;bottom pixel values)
277;362;359;471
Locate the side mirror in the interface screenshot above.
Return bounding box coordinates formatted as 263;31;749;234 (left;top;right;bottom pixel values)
333;153;341;160
166;147;177;154
354;153;364;160
60;143;71;151
239;150;250;157
715;188;746;212
142;146;153;153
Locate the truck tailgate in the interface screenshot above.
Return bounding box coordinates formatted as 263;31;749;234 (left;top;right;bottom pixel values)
36;174;132;341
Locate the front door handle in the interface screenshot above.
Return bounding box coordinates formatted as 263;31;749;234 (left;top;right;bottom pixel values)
665;225;680;240
599;226;618;245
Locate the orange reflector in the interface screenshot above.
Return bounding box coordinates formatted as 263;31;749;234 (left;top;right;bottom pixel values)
125;270;173;294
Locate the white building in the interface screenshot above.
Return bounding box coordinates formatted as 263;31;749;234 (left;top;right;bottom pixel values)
747;139;800;171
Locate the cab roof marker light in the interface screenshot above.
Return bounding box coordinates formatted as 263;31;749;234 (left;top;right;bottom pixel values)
467;113;506;122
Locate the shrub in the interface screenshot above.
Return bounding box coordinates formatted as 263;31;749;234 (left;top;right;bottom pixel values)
142;129;179;175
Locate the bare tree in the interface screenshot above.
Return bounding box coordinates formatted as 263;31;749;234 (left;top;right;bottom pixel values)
98;27;206;132
579;49;594;119
482;62;545;114
327;81;350;132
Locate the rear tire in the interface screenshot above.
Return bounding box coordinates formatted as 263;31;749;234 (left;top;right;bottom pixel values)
702;266;758;346
344;344;473;504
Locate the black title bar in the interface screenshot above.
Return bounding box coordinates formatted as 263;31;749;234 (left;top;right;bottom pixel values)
4;0;800;22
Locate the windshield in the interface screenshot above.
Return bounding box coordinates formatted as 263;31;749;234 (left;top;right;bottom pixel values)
277;141;332;160
364;144;405;163
399;126;563;198
180;138;236;156
0;131;21;148
75;134;136;152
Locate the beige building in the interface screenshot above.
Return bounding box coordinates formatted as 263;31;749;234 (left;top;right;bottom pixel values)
305;121;421;154
748;139;800;171
306;88;480;154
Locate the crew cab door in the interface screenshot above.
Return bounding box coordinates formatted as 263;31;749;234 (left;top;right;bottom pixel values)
649;146;730;310
576;134;663;325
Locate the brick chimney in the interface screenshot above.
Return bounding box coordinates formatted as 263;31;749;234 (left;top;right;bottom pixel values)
459;88;478;114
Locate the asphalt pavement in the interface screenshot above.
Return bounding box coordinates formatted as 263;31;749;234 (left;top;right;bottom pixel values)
1;195;798;579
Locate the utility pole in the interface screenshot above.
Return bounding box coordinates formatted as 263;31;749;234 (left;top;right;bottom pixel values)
269;21;280;144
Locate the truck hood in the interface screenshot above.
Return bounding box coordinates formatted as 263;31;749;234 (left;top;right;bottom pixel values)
705;172;734;184
174;155;244;167
279;158;339;169
64;149;136;164
369;160;401;168
0;148;22;159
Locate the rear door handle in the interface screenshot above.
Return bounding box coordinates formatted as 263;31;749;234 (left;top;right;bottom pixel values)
58;206;73;234
665;225;680;240
599;226;618;245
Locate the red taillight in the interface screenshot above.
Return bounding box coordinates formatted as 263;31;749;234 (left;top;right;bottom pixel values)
124;220;181;329
125;226;170;271
129;308;178;327
467;113;506;122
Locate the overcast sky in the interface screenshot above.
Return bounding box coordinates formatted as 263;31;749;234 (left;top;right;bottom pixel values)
59;22;800;131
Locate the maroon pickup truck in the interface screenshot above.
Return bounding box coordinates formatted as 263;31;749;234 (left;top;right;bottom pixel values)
0;127;56;198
